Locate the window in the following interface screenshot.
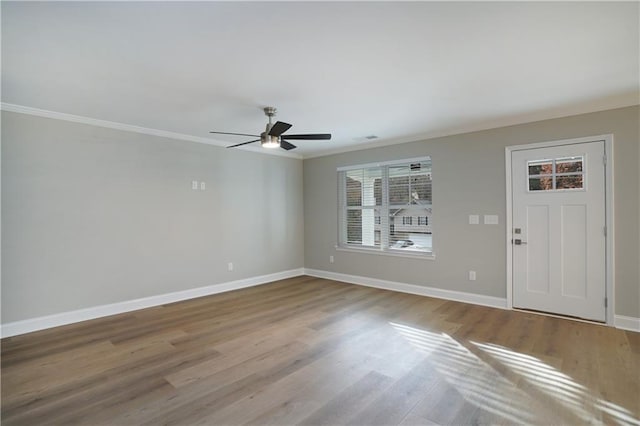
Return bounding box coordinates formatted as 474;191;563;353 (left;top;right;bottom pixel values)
338;157;432;255
528;156;584;191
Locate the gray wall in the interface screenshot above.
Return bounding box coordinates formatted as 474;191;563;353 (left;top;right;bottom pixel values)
2;111;304;323
2;106;638;325
304;106;639;318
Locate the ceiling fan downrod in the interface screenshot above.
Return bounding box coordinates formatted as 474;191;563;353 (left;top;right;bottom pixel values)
263;107;276;133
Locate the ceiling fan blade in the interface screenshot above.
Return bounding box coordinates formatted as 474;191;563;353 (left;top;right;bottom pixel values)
280;133;331;140
269;121;292;137
226;139;260;148
210;131;260;137
280;140;297;151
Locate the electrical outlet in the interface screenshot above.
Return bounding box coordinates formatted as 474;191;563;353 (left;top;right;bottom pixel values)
329;255;334;264
192;180;198;190
469;215;480;225
228;262;233;271
469;270;476;281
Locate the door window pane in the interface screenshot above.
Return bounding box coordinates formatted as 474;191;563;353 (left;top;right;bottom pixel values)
529;177;554;191
527;156;584;191
556;157;583;173
556;175;583;189
528;160;553;176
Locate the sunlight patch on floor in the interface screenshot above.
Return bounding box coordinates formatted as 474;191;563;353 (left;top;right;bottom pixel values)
389;322;543;424
472;341;640;426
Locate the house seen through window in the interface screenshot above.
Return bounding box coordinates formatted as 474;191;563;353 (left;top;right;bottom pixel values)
338;157;432;254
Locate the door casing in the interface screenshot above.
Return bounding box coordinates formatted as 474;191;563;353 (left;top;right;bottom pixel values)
505;135;614;325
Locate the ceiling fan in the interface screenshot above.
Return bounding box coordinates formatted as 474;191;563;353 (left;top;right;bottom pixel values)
210;107;331;151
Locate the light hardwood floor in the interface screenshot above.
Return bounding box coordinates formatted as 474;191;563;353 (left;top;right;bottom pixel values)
2;276;639;425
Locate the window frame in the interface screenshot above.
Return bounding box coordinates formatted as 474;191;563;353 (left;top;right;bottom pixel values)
337;157;434;259
527;156;585;192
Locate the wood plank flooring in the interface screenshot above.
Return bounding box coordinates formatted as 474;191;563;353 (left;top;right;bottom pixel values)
2;276;639;425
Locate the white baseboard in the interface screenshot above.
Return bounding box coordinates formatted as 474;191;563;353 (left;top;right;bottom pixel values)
5;267;634;337
304;268;507;309
1;268;305;338
306;269;640;332
614;315;640;332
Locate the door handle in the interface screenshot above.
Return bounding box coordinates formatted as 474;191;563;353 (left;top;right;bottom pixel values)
513;239;527;245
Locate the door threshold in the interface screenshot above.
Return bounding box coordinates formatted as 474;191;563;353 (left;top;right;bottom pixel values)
512;307;608;326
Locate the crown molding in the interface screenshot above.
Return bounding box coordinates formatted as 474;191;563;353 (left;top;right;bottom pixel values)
301;102;640;160
0;103;302;159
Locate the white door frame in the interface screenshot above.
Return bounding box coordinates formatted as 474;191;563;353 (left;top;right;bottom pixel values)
505;135;614;326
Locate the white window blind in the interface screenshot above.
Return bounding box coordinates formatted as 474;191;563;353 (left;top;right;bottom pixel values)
338;157;433;255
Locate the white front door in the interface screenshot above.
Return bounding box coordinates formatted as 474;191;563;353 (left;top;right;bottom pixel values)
511;141;606;322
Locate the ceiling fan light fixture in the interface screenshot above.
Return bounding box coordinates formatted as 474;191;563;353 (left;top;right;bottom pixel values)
261;133;280;149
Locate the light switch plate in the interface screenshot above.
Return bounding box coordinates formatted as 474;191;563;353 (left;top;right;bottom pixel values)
484;215;499;225
469;215;480;225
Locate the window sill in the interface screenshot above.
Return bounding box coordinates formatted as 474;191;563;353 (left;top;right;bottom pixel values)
335;245;436;260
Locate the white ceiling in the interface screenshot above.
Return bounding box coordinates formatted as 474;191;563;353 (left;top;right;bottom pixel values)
2;1;638;158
